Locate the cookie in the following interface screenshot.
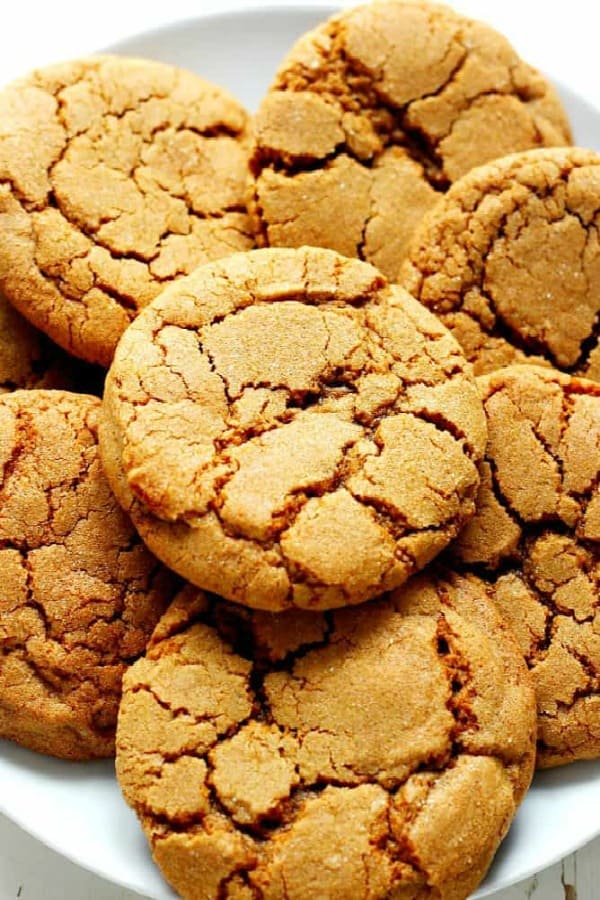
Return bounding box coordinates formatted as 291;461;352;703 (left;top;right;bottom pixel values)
453;365;600;767
0;56;254;367
116;573;536;900
100;246;487;611
249;0;571;280
0;390;177;760
0;290;76;392
402;147;600;377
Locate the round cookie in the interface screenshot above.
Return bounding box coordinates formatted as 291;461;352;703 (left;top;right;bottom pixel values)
0;390;177;760
116;573;536;900
249;0;571;280
100;246;487;611
0;55;254;367
454;365;600;767
402;147;600;377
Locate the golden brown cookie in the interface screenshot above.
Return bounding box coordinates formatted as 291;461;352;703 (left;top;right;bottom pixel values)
100;246;487;611
0;55;254;367
402;148;600;377
249;0;571;280
453;365;600;767
0;390;177;760
116;573;536;900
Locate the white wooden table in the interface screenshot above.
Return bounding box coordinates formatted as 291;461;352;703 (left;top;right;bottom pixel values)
1;1;599;898
1;812;598;899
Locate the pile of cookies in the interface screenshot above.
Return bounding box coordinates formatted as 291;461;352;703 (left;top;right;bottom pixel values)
0;2;598;898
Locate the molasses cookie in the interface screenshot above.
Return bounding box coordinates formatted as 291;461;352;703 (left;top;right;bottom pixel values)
100;246;487;611
0;390;176;760
250;0;571;280
0;56;254;367
454;365;600;767
402;148;600;377
116;573;536;900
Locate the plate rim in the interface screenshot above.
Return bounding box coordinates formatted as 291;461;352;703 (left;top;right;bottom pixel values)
0;758;156;900
4;757;600;900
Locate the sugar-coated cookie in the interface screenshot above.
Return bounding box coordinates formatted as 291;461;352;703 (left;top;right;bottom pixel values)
0;390;177;759
402;148;600;376
0;56;254;366
454;365;600;767
100;246;487;611
117;573;536;900
250;0;571;279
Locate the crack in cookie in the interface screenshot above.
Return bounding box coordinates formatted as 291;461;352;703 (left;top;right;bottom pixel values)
116;573;536;900
402;148;600;377
0;390;178;759
0;56;254;366
249;1;571;280
452;365;600;767
100;246;487;611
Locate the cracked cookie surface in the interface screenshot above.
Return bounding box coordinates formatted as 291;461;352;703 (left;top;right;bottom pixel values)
0;390;177;760
0;55;254;367
249;0;571;281
116;573;536;900
100;246;486;611
402;148;600;377
453;365;600;767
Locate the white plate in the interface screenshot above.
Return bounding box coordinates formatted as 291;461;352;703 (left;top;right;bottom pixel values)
2;6;600;899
